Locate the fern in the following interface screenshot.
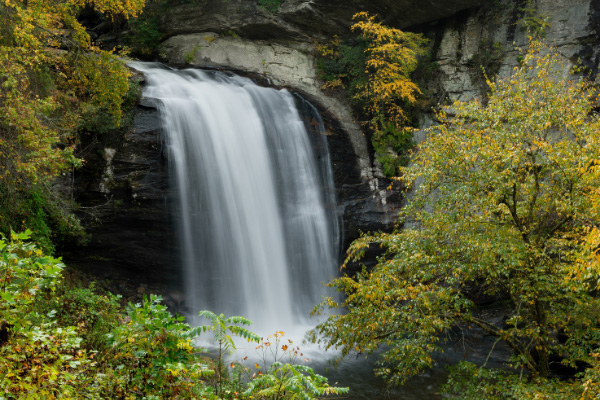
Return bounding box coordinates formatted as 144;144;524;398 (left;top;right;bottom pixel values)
192;310;260;397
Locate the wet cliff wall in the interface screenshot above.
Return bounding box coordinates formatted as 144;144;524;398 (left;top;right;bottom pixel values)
66;0;600;292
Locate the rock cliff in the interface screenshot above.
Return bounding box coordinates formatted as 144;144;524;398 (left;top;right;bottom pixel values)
64;88;182;300
160;0;486;40
158;0;600;242
68;0;600;289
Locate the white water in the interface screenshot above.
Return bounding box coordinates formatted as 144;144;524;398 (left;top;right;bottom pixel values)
130;63;340;336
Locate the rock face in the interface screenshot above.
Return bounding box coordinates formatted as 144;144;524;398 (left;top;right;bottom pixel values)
408;0;600;152
424;0;599;104
156;0;494;241
65;97;181;293
160;0;486;40
159;34;402;246
159;0;600;246
69;0;600;287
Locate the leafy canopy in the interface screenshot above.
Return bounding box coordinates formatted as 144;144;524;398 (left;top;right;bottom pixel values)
0;0;144;246
351;12;426;125
0;0;143;182
312;40;600;397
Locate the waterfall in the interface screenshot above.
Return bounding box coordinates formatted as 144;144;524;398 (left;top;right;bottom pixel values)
130;63;340;334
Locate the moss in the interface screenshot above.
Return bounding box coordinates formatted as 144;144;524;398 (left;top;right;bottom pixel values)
0;186;86;254
257;0;283;13
184;44;202;64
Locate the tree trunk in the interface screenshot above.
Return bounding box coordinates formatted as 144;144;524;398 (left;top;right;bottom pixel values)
534;299;550;378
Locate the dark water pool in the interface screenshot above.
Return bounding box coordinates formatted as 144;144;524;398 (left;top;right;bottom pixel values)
310;354;447;400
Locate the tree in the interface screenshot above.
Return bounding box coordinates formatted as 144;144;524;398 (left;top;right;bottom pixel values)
351;12;426;129
317;12;427;176
0;0;144;248
351;12;428;176
311;40;600;397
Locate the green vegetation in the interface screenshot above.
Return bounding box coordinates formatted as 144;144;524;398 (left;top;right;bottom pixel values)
517;0;550;37
0;230;214;398
317;13;428;176
3;0;600;397
0;0;145;251
0;231;346;399
0;186;83;254
185;44;202;64
245;331;350;399
125;0;167;56
191;311;260;397
257;0;284;14
312;40;600;397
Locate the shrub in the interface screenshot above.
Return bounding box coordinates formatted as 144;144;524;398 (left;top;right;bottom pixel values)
0;232;215;399
245;331;349;400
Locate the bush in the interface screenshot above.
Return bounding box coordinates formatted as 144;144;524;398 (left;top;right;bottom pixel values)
245;332;349;400
0;232;349;399
0;230;102;398
0;232;214;399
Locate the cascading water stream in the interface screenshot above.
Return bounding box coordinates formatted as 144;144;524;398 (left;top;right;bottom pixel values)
130;63;340;336
127;63;450;399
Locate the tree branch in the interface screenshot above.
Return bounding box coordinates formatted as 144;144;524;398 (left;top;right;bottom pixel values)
467;316;538;373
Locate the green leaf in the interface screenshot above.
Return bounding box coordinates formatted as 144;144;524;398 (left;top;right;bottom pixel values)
1;292;15;302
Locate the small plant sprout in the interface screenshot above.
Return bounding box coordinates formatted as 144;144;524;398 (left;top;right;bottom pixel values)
189;311;260;397
245;331;349;399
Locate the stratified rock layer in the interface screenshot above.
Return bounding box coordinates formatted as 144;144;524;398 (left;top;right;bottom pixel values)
160;0;486;39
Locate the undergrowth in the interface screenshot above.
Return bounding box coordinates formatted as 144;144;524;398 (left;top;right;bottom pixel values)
0;231;348;399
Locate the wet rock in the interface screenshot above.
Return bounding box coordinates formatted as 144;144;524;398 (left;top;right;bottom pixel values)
160;34;402;243
66;0;600;289
63;101;181;290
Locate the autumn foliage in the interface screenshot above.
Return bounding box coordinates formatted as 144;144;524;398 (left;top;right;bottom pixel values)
351;12;426;128
317;13;428;176
0;0;144;247
0;231;217;398
312;41;600;398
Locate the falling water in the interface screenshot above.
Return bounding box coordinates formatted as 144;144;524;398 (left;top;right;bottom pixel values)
130;63;340;334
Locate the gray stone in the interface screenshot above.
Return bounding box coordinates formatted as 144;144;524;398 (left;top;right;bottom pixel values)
421;0;599;108
160;32;402;239
159;0;487;40
157;0;600;250
68;0;600;286
64;103;180;289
